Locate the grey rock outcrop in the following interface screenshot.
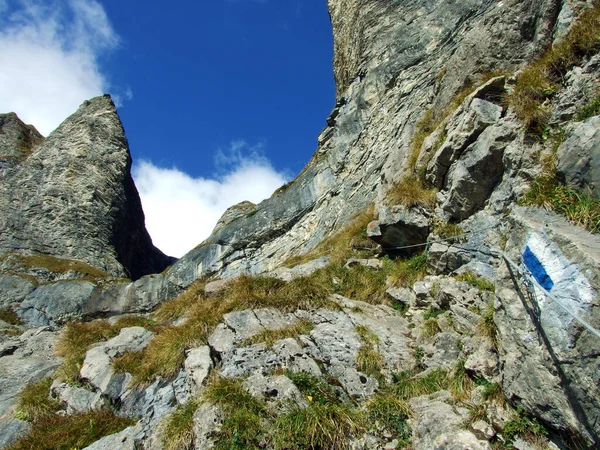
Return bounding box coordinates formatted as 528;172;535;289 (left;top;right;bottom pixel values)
367;207;430;256
80;326;154;399
0;113;43;175
557;116;600;198
410;391;490;450
0;327;61;446
0;96;173;281
495;206;600;444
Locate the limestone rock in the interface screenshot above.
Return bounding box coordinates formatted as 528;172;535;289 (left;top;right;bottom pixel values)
410;391;490;450
441;123;516;221
212;201;256;234
495;206;600;444
367;207;429;256
193;403;223;450
0;419;30;449
0;275;36;309
344;259;383;270
0;327;60;432
557;116;600;198
82;424;139;450
18;280;95;326
267;256;330;282
426;83;505;189
0;112;43;175
243;374;308;412
184;346;213;395
0;96;173;281
50;380;104;414
80;327;154;399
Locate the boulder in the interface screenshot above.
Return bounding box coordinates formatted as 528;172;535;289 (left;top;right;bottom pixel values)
50;380;104;414
410;390;490;450
440;123;516;221
426;89;504;189
243;374;308;412
18;280;96;326
557;116;600;198
184;346;213;395
193;403;223;450
367;207;430;256
82;424;139;450
80;327;154;399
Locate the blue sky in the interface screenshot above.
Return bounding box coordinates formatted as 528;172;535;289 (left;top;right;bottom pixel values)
0;0;335;256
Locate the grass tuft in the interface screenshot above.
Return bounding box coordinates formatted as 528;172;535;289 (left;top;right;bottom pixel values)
243;320;314;347
422;318;441;338
15;378;60;422
203;376;268;450
0;306;23;325
6;410;135;450
9;253;109;280
522;154;600;233
162;400;199;450
477;303;498;347
508;3;600;133
386;176;437;209
355;325;384;379
455;272;496;292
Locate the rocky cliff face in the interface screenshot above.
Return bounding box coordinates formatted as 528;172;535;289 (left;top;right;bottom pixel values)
2;0;600;449
0;95;173;281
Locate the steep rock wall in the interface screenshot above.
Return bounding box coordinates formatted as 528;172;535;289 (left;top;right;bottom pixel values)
0;96;173;280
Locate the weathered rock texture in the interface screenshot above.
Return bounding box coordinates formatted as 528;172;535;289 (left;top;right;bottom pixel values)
0;96;173;281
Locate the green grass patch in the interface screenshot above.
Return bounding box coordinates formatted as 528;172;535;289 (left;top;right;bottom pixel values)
9;253;109;279
243;320;314;347
271;401;365;450
287;372;343;406
503;407;548;446
508;3;600;133
522;155;600;233
433;221;464;239
423;306;447;320
477;303;498;347
386;175;437;209
14;378;60;422
0;306;23;325
203;376;269;450
366;391;411;446
577;91;600;121
455;272;496;292
355;325;384;379
6;410;135;450
162;400;199;450
422;318;441;338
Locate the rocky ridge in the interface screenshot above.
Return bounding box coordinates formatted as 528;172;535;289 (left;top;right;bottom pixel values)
1;0;600;449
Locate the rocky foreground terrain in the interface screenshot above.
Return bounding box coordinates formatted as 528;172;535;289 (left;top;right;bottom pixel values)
1;0;600;449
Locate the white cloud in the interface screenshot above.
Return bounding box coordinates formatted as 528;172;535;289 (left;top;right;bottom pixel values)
133;143;289;258
0;0;119;136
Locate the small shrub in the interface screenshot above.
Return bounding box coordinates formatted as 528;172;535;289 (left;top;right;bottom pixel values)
433;221;464;239
422;318;441;338
0;306;22;325
423;306;446;320
162;400;199;450
15;378;60;422
503;407;548;446
387;252;428;288
577;92;600;120
243;320;314;347
287;372;342;406
391;369;448;400
455;272;496;292
366;390;411;445
6;410;135;450
448;360;475;401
